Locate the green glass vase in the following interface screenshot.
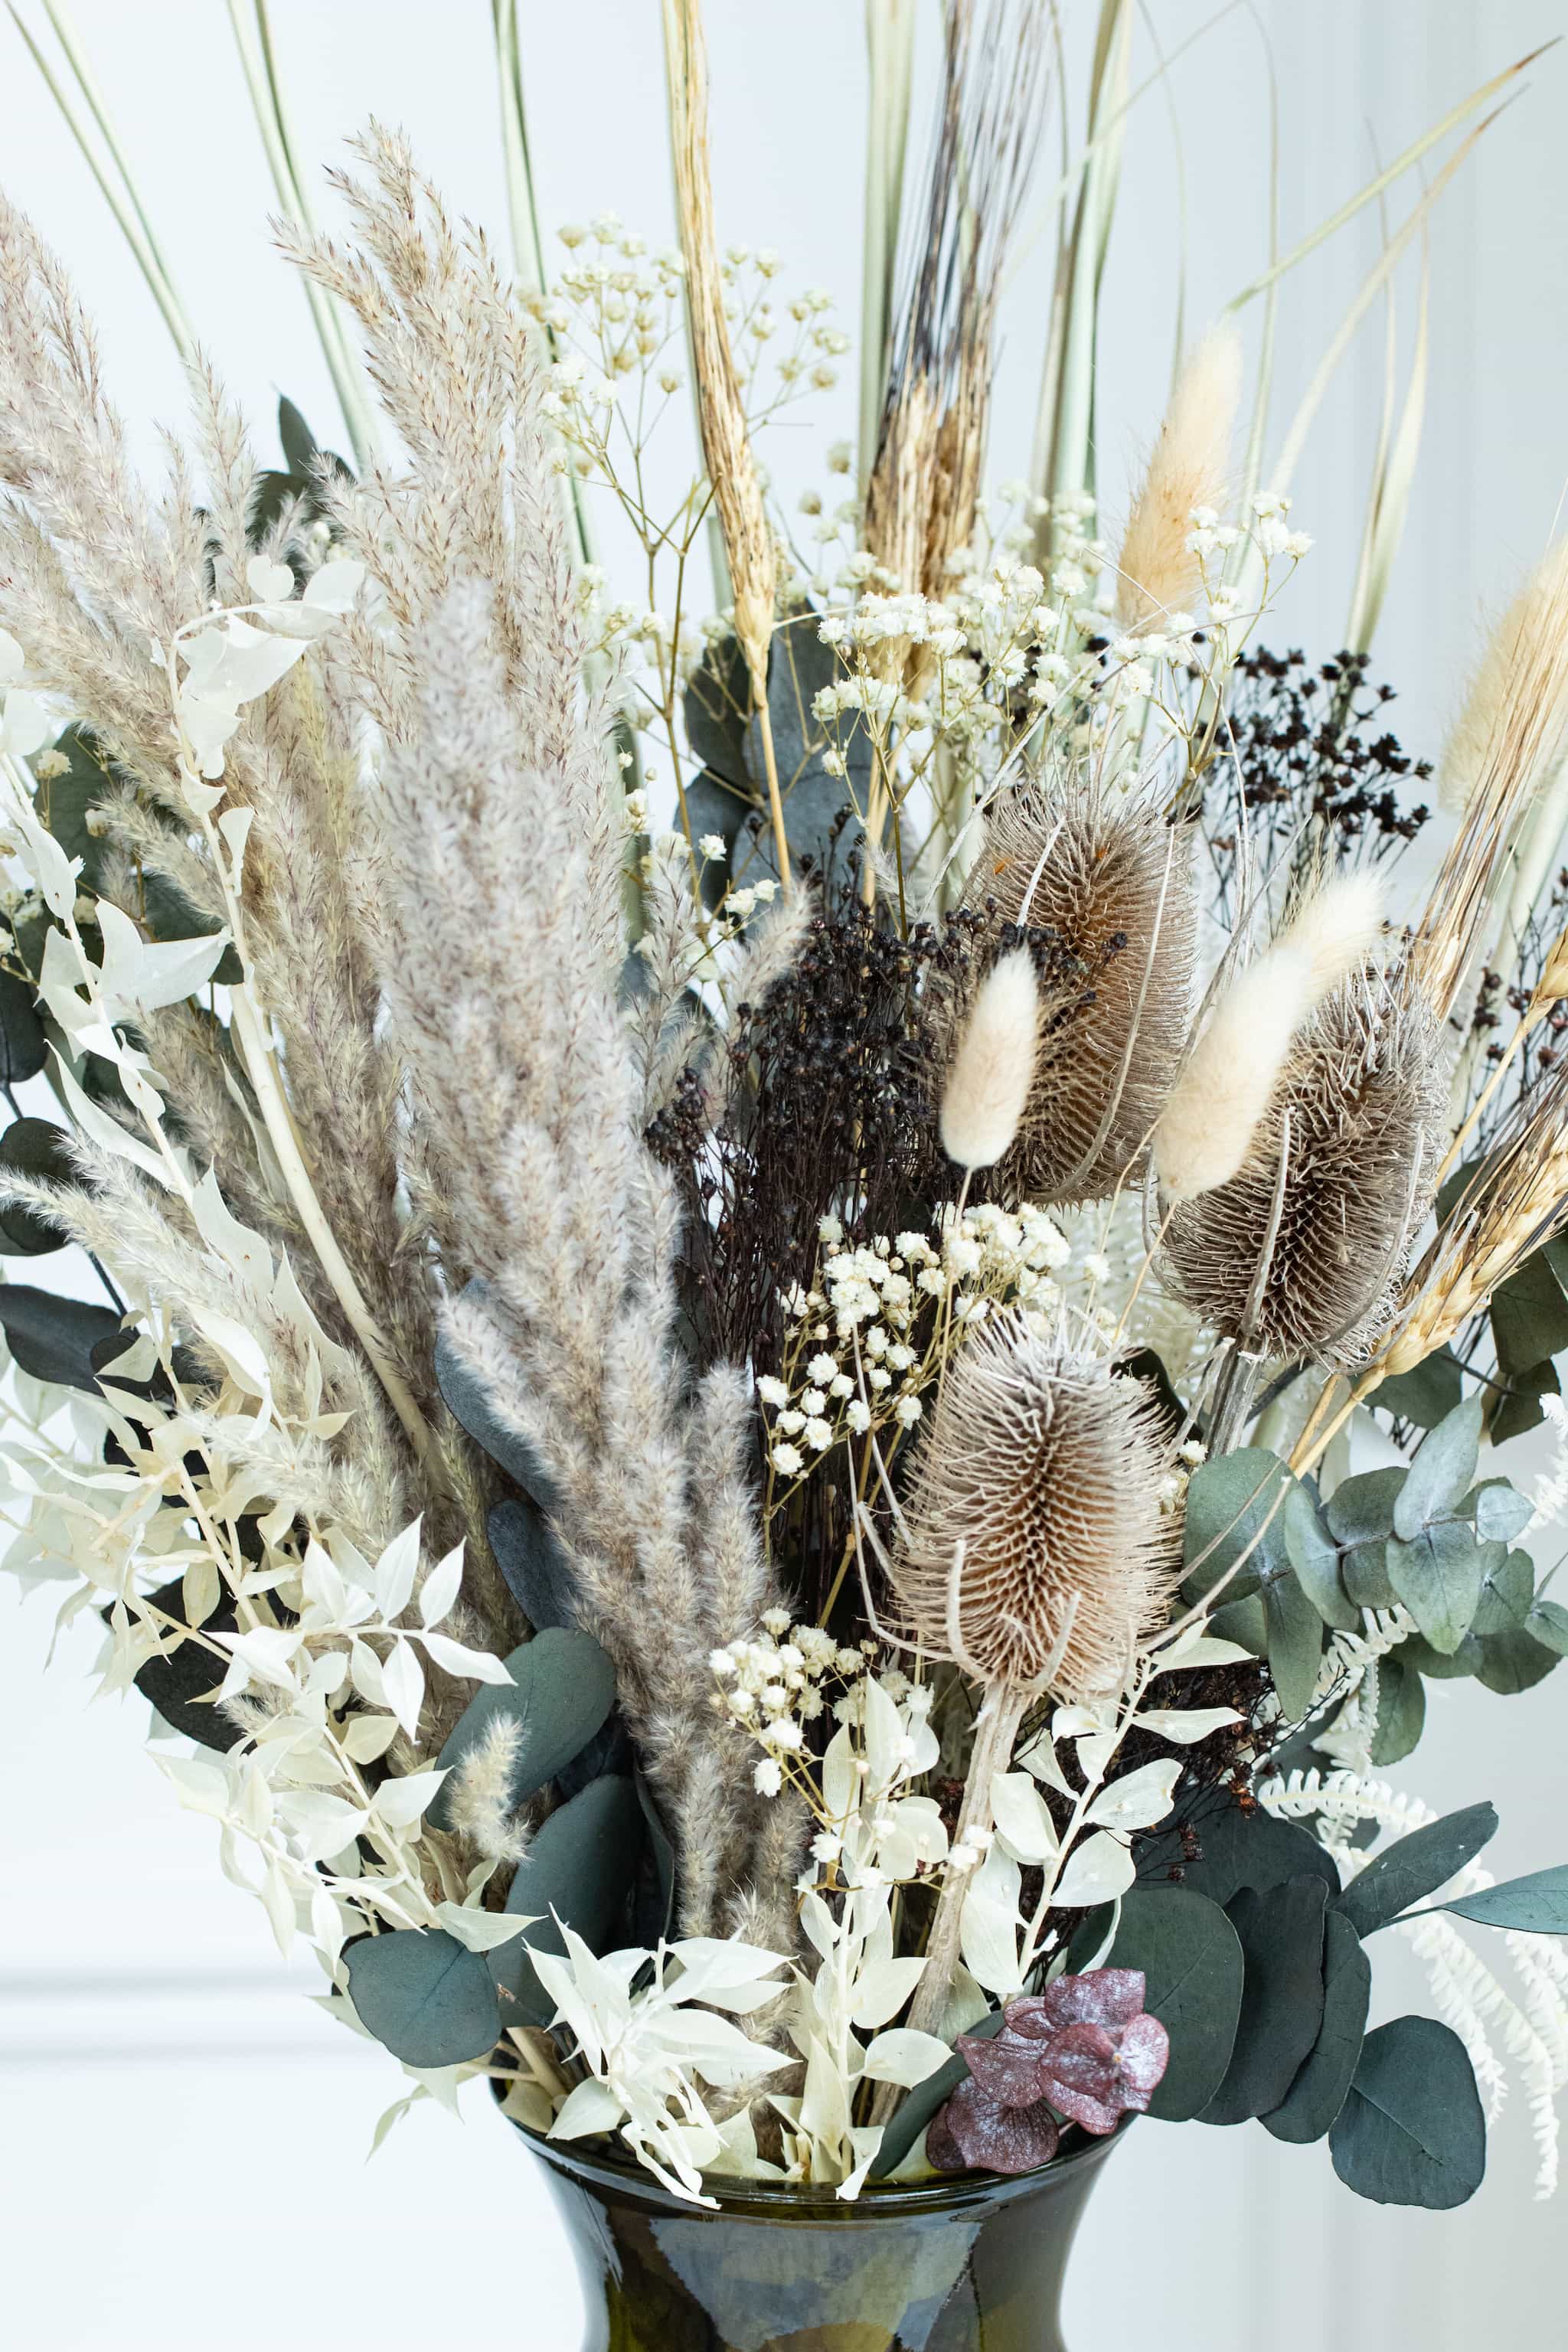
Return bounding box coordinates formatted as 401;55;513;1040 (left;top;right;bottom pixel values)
518;2124;1121;2352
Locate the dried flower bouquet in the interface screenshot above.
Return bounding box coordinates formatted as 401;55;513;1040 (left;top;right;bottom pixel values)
3;0;1568;2235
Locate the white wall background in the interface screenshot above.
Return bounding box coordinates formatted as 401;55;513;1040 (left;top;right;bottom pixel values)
2;5;1567;2347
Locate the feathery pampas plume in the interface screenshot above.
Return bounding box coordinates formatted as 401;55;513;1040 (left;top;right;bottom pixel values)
939;946;1041;1170
1439;544;1568;817
662;0;789;889
1155;870;1383;1201
893;1313;1178;2044
962;786;1197;1200
1163;970;1447;1367
1116;326;1243;631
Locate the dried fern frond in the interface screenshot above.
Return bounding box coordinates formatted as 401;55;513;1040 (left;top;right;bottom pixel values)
893;1312;1180;1697
1163;969;1447;1368
961;784;1197;1201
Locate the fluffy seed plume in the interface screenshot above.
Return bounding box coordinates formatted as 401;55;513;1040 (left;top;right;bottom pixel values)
939;946;1041;1170
1163;971;1446;1367
1439;543;1568;817
440;1715;531;1867
962;788;1197;1200
1155;871;1383;1202
893;1314;1180;1697
1116;325;1243;630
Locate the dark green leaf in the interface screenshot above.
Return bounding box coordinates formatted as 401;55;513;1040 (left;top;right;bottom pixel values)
1098;1886;1245;2121
1384;1522;1491;1654
1325;1467;1404;1548
1424;1865;1568;1935
1491;1247;1568;1387
1262;1567;1327;1720
346;1928;501;2068
1403;1633;1485;1681
1182;1449;1291;1606
682;631;751;786
1329;2017;1485;2207
0;1283;128;1389
1489;1360;1558;1447
1392;1396;1482;1540
1137;1788;1340;1907
277;395;318;475
498;1775;645;2025
1471;1480;1534;1545
1207;1592;1268;1656
1332;1802;1498;1939
0;966;46;1086
1475;1626;1561;1694
487;1496;574;1631
428;1628;616;1831
435;1285;559;1510
632;1768;678;1945
1202;1876;1328;2125
0;1119;75;1255
130;1571;241;1753
1369;1654;1425;1764
1374;1348;1464;1429
1283;1483;1358;1630
1472;1546;1535;1638
1263;1909;1371;2144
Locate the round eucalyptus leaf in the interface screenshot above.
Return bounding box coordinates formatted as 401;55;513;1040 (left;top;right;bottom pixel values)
1099;1886;1245;2122
0;1119;77;1256
1182;1449;1290;1606
1329;2017;1485;2208
0;966;46;1086
0;1282;128;1390
1262;1908;1370;2145
346;1927;501;2069
498;1774;645;2026
1368;1653;1425;1765
1391;1396;1483;1540
428;1625;616;1831
1201;1876;1328;2126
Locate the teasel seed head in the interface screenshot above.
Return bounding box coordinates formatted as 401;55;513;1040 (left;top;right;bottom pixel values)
892;1314;1181;1697
939;946;1041;1170
1161;966;1447;1369
962;787;1197;1201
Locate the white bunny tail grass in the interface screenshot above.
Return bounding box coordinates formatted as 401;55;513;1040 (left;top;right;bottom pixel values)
1162;970;1447;1368
939;946;1041;1170
962;787;1197;1202
1155;871;1384;1202
1115;325;1243;631
892;1312;1180;1698
1439;543;1568;818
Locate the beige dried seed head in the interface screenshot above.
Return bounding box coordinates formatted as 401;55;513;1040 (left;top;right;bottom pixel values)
961;790;1197;1201
1162;971;1447;1368
892;1314;1181;1696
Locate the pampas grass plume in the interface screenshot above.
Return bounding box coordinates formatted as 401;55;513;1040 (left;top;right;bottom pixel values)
1156;872;1383;1200
1439;543;1568;817
939;946;1040;1170
1116;325;1243;629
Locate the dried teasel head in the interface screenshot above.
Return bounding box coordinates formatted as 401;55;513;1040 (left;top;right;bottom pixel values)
959;787;1197;1201
891;1313;1181;1697
1162;968;1447;1368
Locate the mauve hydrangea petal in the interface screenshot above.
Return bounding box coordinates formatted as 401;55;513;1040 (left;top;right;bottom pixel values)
956;2026;1050;2107
933;2076;1061;2176
1039;2020;1125;2133
1037;1966;1148;2030
1001;1995;1054;2043
1116;2011;1171;2102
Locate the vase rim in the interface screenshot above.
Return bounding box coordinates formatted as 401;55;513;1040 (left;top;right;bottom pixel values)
511;2109;1126;2222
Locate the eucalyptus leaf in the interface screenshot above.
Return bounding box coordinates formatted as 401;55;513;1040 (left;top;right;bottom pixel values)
1182;1449;1291;1606
0;1284;129;1390
1525;1599;1568;1658
1097;1886;1245;2121
428;1628;616;1833
0;966;46;1086
1471;1480;1534;1545
1137;1789;1340;1908
435;1286;558;1510
1262;1567;1327;1720
1391;1396;1482;1540
1332;1802;1497;1939
632;1767;678;1945
487;1496;574;1632
1384;1522;1492;1655
0;1119;75;1256
1422;1864;1568;1936
130;1571;241;1753
346;1927;501;2069
1282;1483;1358;1630
869;2010;1008;2179
498;1774;645;2026
1325;1466;1404;1548
1262;1909;1370;2145
1202;1876;1328;2126
1472;1547;1535;1638
1369;1654;1425;1764
278;394;319;475
1329;2017;1485;2207
1475;1626;1561;1695
1403;1633;1484;1681
1374;1348;1463;1429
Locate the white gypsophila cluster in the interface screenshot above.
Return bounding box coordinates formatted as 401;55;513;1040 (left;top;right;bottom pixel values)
710;1615;880;1795
756;1203;1071;1489
1260;1767;1568;2195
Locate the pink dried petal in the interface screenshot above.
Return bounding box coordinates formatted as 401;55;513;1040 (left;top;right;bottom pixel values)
933;2076;1060;2176
1115;2011;1171;2105
1038;2020;1125;2134
1036;1967;1148;2032
956;2027;1050;2108
1000;1995;1054;2043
